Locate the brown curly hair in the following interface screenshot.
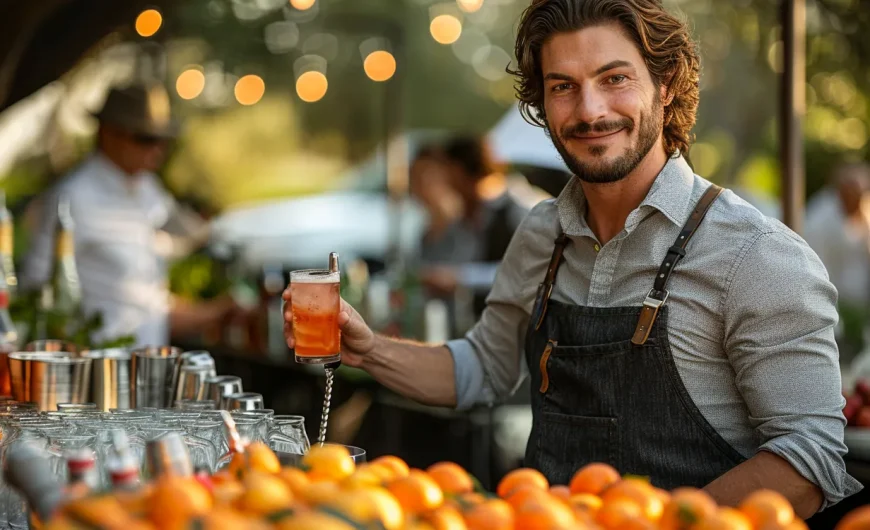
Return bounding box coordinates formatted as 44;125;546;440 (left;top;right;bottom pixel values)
511;0;701;156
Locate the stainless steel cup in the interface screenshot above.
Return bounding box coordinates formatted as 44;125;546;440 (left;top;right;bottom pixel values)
204;375;243;409
84;348;132;411
171;351;216;401
145;431;193;478
225;392;264;411
131;346;181;409
173;365;211;403
8;352;93;411
25;340;79;354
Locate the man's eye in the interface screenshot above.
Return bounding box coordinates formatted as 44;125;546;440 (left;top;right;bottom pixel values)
552;83;572;92
608;75;627;84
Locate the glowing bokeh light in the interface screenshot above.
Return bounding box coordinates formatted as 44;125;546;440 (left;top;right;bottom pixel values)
430;15;462;45
176;69;206;100
234;75;266;106
135;9;163;38
296;71;328;103
290;0;316;10
364;51;397;82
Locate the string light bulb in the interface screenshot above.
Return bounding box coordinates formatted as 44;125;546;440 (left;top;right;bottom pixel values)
457;0;484;13
234;75;266;106
176;69;205;100
135;9;163;37
296;71;328;102
430;15;462;45
290;0;316;10
364;51;397;82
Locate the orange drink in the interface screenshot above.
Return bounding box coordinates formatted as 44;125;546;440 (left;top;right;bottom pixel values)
290;269;340;364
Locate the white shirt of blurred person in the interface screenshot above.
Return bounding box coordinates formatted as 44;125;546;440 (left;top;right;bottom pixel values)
804;163;870;309
21;83;229;347
410;137;529;300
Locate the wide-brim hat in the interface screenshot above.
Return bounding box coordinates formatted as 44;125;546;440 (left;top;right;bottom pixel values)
91;82;179;139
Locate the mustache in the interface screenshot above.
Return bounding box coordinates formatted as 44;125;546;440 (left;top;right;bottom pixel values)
561;118;633;138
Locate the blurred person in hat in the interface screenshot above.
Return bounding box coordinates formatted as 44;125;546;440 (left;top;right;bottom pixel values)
21;82;232;347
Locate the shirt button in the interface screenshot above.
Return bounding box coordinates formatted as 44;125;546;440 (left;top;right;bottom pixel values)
594;244;601;252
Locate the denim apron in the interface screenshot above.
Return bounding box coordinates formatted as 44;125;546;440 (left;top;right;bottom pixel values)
523;184;747;489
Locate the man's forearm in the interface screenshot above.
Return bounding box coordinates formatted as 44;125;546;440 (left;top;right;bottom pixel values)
704;450;823;519
359;336;457;408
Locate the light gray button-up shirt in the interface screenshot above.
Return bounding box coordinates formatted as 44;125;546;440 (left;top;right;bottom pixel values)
447;154;862;507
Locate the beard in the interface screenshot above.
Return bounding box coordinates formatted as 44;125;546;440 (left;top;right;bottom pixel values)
548;95;664;184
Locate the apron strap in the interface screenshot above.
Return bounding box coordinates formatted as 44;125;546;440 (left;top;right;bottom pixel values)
533;233;571;331
631;184;724;345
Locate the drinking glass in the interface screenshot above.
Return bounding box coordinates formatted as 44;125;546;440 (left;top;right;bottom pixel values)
268;415;310;455
290;269;341;364
176;399;216;411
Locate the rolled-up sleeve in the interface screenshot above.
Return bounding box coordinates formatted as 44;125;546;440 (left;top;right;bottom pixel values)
723;229;863;509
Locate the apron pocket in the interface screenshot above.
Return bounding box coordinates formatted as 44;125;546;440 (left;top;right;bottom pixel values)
534;412;620;486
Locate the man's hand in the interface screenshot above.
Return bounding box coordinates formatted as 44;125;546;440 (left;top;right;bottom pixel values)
421;266;459;296
282;288;376;368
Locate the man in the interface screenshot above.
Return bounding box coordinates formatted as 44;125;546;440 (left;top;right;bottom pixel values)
413;137;528;313
284;0;860;516
22;82;230;347
804;163;870;365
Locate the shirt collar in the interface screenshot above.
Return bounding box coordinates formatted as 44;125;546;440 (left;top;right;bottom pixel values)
555;153;696;237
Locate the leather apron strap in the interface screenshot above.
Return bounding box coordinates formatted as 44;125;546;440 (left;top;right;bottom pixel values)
631;184;724;345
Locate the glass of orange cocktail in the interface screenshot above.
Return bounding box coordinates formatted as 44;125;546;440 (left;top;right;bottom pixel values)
290;269;340;364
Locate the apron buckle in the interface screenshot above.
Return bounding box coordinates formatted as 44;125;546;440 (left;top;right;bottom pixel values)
631;288;668;346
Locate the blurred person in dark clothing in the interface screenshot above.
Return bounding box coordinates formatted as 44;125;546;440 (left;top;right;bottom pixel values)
412;137;529;313
21;82;233;347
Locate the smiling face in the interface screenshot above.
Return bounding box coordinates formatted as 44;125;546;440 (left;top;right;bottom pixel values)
542;23;665;184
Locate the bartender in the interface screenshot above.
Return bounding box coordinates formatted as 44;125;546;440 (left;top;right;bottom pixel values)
283;0;860;517
22;82;231;347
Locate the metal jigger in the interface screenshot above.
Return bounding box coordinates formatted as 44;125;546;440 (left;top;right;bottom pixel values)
319;252;341;446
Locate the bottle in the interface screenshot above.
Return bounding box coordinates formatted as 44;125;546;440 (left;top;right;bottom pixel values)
64;448;99;501
0;272;18;395
107;430;140;491
36;196;83;341
0;190;17;295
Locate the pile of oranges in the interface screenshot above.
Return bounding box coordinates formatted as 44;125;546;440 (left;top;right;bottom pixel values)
43;444;869;530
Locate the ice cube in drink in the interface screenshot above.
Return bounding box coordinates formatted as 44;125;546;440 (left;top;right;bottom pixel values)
290;270;340;364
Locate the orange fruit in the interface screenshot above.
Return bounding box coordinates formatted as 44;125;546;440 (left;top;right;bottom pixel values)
655;488;672;506
358;486;406;530
303;444;356;482
569;463;621;496
61;495;133;528
738;490;794;528
236;471;294;516
342;466;386;490
620;516;659;530
836;506;870;530
246;441;282;474
659;488;718;530
514;497;576;530
302;480;341;506
463;499;514;530
786;519;810;530
148;476;212;527
425;506;469;530
600;478;664;521
274;510;358;530
549;485;572;504
505;484;553;510
596;498;643;529
212;480;245;506
497;468;549;498
427;462;474;495
694;508;752;530
388;469;445;514
196;507;269;530
279;467;311;496
371;455;411;481
569;493;603;517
